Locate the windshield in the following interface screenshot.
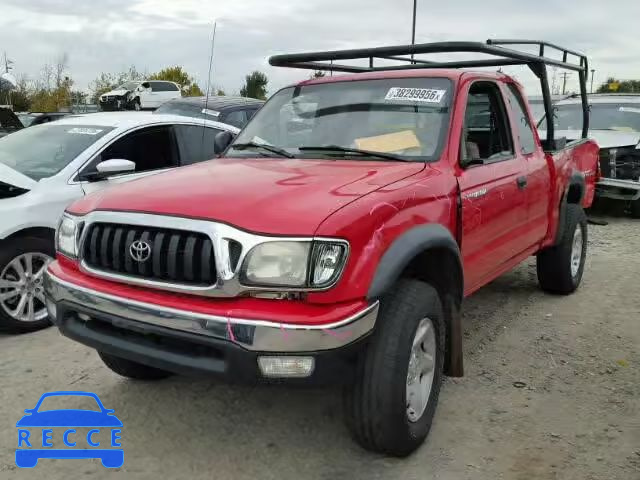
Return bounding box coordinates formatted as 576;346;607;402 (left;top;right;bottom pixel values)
550;103;640;132
16;114;37;127
228;77;452;161
0;124;113;180
117;81;140;91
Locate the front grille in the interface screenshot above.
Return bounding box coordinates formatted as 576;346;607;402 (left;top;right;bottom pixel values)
82;223;216;286
600;147;640;181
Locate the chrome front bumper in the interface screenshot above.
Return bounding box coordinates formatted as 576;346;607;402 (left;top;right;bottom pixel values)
44;271;378;353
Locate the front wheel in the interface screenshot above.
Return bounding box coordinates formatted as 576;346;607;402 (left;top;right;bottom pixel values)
344;279;445;457
0;237;54;333
537;203;587;294
133;99;142;111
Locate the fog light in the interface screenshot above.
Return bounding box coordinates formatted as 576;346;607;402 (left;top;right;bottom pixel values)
258;356;315;378
45;299;57;320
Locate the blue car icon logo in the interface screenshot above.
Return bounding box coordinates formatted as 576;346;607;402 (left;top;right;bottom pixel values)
16;391;123;468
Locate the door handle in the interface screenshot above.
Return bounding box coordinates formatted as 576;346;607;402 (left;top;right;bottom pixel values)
516;176;528;189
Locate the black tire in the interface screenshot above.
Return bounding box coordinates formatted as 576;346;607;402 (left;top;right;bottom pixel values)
537;203;587;294
0;236;54;333
344;279;445;457
133;98;142;111
98;351;173;380
630;199;640;219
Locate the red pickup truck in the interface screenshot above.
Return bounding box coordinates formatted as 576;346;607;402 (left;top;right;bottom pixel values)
44;40;599;456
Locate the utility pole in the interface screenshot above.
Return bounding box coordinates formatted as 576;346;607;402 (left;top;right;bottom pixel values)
590;69;595;93
561;72;571;95
411;0;417;61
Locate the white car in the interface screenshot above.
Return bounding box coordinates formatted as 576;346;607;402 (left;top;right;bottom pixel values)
540;93;640;216
99;80;182;111
0;112;238;333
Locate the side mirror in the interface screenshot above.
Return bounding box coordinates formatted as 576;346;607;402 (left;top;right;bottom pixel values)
80;159;136;182
96;159;136;175
141;82;150;89
214;131;234;154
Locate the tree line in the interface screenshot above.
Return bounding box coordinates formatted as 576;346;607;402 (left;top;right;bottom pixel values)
1;53;273;112
597;78;640;94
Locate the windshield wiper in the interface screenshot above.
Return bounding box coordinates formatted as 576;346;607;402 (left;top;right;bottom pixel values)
230;142;295;158
299;145;412;162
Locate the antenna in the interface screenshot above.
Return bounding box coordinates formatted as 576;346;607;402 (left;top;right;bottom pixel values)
201;21;217;160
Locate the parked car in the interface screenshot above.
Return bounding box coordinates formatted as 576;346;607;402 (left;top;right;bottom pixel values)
0;112;239;333
0;107;23;138
541;93;640;216
155;96;265;128
99;81;181;111
44;40;598;456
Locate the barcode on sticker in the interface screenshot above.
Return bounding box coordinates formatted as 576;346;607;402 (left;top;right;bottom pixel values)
67;128;103;135
385;88;446;103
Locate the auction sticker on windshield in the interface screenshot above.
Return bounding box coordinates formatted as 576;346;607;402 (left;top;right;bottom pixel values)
67;128;103;135
385;88;446;103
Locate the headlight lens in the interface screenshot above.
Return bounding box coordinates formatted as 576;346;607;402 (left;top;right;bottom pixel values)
56;214;81;258
242;241;311;287
241;240;348;288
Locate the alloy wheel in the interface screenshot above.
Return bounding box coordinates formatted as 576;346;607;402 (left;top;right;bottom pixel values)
0;253;52;323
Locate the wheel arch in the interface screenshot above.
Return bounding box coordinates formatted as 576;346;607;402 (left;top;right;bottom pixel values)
3;227;55;244
367;224;464;377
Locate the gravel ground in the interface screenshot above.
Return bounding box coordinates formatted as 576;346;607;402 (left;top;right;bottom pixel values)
1;215;638;480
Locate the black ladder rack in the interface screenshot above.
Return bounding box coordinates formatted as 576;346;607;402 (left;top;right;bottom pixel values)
269;39;590;147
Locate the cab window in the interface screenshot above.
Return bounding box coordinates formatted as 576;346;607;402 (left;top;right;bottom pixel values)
462;82;514;164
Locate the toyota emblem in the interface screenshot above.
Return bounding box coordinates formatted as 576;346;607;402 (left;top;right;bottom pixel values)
129;240;152;262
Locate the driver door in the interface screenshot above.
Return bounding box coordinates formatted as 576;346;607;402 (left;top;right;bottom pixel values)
80;125;179;194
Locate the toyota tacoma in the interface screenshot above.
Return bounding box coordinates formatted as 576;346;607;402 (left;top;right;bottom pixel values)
44;40;599;456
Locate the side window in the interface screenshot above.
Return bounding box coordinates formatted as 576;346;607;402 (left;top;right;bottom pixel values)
223;110;247;128
93;126;178;173
149;82;161;92
174;125;222;165
462;82;514;163
167;82;180;92
246;108;259;120
505;85;537;154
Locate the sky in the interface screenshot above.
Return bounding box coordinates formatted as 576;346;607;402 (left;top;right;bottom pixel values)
1;0;639;98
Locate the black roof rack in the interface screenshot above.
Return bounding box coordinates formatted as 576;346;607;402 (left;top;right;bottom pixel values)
269;39;590;146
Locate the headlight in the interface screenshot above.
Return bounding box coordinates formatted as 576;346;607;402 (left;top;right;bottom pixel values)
241;240;348;289
56;214;81;258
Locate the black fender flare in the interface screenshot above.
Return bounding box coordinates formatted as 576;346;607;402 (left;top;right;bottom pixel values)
367;224;462;301
555;172;585;245
367;224;465;376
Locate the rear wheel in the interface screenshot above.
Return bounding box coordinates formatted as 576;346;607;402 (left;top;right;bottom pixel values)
99;351;172;380
537;203;587;294
344;279;445;457
0;237;54;333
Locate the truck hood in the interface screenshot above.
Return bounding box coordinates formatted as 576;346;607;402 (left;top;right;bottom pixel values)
69;158;424;235
0;164;37;190
543;129;640;149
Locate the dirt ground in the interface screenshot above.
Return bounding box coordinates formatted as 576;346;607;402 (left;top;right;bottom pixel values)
0;214;638;480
